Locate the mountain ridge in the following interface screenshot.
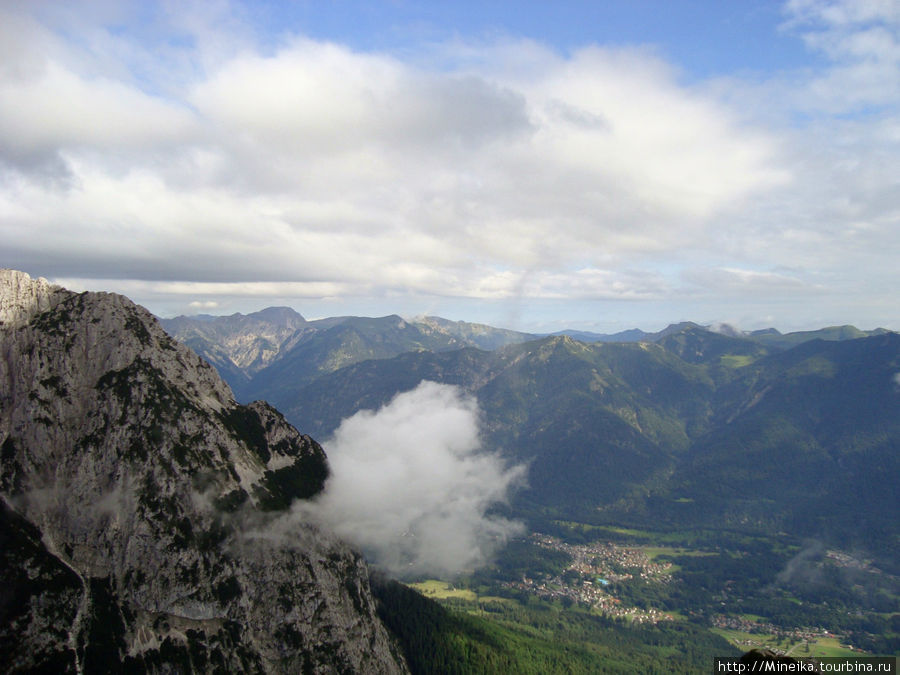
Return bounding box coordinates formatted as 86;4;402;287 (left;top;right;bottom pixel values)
0;270;408;673
243;323;899;562
161;305;895;413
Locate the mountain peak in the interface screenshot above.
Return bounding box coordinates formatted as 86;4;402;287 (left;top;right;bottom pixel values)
247;305;306;323
650;321;706;340
0;269;67;328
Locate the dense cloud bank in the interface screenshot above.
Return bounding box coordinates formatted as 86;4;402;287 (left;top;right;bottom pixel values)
297;381;526;576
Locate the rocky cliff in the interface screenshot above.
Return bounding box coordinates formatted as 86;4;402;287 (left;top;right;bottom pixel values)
159;307;313;393
0;270;408;673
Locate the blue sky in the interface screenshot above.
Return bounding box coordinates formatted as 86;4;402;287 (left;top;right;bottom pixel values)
259;1;812;77
1;0;899;333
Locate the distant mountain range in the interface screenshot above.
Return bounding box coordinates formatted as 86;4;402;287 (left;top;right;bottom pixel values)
160;310;536;402
160;309;891;402
552;321;894;347
162;308;900;565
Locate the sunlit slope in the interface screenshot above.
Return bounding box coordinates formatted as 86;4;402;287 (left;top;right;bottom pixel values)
188;315;899;563
286;335;716;509
658;333;900;559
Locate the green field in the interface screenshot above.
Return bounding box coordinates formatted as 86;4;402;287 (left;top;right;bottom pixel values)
719;354;756;368
376;576;740;674
393;521;900;672
711;628;859;659
637;545;716;560
552;522;687;543
408;579;478;601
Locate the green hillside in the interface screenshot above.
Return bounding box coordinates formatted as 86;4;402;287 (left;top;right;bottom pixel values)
657;333;900;560
244;315;466;409
274;327;900;565
168;317;900;661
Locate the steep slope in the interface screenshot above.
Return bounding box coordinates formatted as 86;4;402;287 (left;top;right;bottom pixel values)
661;334;900;557
161;309;539;404
0;270;407;674
161;304;900;564
653;324;772;385
243;315;466;410
266;327;900;564
412;315;536;350
284;336;715;515
160;307;312;396
473;337;709;511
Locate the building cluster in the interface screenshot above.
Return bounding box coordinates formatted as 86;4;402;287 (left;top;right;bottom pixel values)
825;550;879;573
531;534;674;581
503;534;675;624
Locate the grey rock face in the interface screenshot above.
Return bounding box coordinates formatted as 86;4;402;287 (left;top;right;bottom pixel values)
0;270;407;674
0;269;68;329
159;308;313;393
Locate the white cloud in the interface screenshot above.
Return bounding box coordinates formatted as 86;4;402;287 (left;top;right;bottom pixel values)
295;381;526;576
0;61;196;163
0;21;787;311
683;267;817;295
188;300;219;309
782;0;900;112
0;1;898;330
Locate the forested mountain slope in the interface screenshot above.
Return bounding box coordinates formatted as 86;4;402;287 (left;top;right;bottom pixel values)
252;325;899;562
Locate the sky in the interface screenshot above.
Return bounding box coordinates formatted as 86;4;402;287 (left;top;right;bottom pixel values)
1;0;899;334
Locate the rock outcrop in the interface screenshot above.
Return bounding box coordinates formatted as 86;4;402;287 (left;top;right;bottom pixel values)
0;270;407;673
159;308;313;394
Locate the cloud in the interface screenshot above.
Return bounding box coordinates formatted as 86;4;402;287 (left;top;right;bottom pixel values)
188;300;220;309
775;539;825;586
0;5;784;296
683;267;818;295
295;381;526;577
0;61;196;166
0;1;898;330
192;40;532;157
782;0;900;112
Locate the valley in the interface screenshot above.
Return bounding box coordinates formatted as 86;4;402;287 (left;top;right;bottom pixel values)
163;305;900;666
402;525;896;666
7;0;900;670
2;272;895;672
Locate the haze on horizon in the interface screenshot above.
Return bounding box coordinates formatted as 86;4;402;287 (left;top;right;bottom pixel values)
1;0;898;335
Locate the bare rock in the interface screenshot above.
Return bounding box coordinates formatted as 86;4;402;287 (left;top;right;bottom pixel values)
0;269;407;674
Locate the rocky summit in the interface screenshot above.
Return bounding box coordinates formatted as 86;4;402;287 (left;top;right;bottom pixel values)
0;270;407;673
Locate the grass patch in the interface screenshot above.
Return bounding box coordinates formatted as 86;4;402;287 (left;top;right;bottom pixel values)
637;546;717;560
739;613;767;622
791;637;859;658
591;525;651;537
719;354;755;368
408;579;478;601
551;521;650;537
712;629;860;659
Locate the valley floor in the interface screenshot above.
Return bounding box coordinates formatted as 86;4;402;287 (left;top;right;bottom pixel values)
396;522;900;671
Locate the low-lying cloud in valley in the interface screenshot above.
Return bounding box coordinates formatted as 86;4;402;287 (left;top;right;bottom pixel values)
295;381;526;577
